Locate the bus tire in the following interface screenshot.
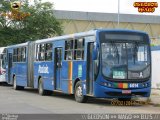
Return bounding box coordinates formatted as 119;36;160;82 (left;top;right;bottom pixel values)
38;78;50;95
13;77;24;90
46;90;53;95
74;81;88;103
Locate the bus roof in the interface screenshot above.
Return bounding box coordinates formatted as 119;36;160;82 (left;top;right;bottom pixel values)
96;29;148;35
5;29;149;48
6;42;29;49
35;30;96;44
35;29;148;44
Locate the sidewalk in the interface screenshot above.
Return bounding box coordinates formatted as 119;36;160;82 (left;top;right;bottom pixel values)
150;89;160;106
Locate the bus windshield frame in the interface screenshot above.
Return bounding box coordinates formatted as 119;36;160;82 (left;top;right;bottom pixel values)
99;31;151;82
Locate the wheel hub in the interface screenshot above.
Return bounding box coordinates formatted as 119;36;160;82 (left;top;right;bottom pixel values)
76;86;82;97
39;82;43;93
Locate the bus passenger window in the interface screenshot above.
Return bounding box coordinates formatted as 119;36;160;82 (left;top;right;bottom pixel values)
36;44;40;61
45;52;52;61
13;49;18;62
74;50;82;60
75;38;84;49
45;43;52;61
74;38;84;60
65;51;72;60
36;43;52;61
17;48;21;62
65;40;73;50
21;47;26;62
65;40;73;60
13;47;26;62
39;44;45;61
40;52;45;61
40;44;45;52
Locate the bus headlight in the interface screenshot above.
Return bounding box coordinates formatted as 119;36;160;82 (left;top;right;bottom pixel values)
108;83;112;87
101;82;112;87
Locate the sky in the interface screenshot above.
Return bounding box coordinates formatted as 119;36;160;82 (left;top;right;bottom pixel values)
40;0;160;16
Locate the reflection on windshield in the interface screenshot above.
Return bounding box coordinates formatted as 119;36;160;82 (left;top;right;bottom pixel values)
101;42;150;80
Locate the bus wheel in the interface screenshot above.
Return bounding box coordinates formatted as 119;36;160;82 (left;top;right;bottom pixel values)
13;77;24;90
38;78;50;95
74;81;88;103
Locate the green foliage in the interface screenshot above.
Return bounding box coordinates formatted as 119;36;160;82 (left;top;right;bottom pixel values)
150;44;155;47
0;0;63;46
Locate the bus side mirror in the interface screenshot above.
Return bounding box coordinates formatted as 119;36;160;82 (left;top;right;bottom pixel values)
92;43;99;60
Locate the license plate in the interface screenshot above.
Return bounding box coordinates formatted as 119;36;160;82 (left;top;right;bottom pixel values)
122;90;131;94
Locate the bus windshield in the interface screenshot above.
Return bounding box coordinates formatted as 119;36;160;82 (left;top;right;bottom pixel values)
101;42;151;80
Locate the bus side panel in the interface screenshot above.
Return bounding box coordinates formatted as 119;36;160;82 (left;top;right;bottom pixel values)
72;61;87;95
5;69;9;83
60;61;87;94
34;62;54;91
6;68;14;84
43;77;54;91
61;61;69;93
15;63;28;87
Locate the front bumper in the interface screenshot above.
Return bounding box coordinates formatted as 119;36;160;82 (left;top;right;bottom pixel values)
94;82;151;98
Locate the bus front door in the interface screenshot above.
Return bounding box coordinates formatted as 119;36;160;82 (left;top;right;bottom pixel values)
8;53;12;84
87;43;94;95
54;48;62;90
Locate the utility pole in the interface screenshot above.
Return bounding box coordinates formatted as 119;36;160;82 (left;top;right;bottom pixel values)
117;0;120;28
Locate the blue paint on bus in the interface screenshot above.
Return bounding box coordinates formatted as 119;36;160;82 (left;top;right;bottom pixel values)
4;29;151;102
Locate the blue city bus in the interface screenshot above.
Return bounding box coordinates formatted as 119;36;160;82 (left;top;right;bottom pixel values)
5;29;151;103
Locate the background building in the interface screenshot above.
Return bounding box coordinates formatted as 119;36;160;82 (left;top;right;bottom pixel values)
54;10;160;46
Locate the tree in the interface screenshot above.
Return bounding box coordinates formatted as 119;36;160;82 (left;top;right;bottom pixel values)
0;0;63;46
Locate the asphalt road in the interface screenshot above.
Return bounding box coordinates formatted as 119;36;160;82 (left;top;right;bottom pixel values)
0;85;160;114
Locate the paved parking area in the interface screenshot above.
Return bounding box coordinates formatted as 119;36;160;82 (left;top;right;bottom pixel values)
0;85;159;114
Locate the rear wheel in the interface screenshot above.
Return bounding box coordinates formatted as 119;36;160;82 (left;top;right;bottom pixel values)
13;76;24;90
74;81;88;103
